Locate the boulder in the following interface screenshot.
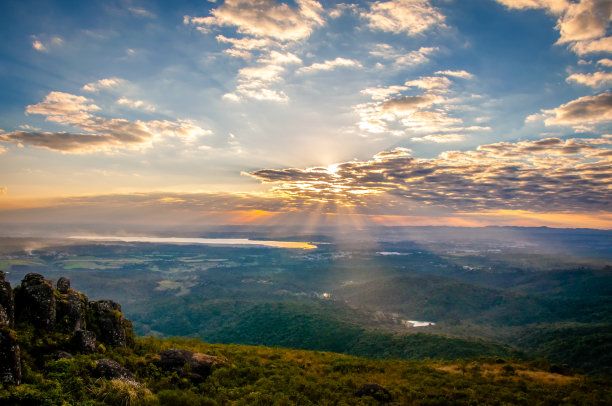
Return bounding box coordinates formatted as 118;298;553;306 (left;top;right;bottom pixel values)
355;383;392;402
56;277;71;294
53;351;73;360
0;326;21;385
154;348;227;381
74;329;97;353
0;271;14;327
90;300;132;347
96;359;134;380
57;290;87;333
15;273;56;329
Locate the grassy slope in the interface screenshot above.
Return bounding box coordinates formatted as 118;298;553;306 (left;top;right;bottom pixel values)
2;336;611;405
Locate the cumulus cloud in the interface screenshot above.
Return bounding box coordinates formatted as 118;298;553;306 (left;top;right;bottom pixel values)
495;0;612;55
82;78;126;92
184;0;325;41
223;62;289;102
364;0;446;35
598;57;612;66
566;71;612;87
0;91;211;153
355;73;484;136
528;92;612;129
296;57;362;74
435;70;474;79
248;137;612;212
31;36;63;52
411;133;466;143
117;97;156;112
370;44;438;67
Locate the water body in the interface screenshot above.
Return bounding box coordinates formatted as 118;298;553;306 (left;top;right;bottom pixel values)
69;236;317;250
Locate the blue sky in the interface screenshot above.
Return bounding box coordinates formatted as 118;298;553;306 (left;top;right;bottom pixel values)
0;0;611;229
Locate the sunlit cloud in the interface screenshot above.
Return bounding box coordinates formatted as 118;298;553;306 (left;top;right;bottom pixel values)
566;71;612;87
248;137;612;213
116;97;156;112
184;0;325;41
527;92;612;130
0;91;211;153
411;133;466;143
435;70;474;79
364;0;446;35
296;57;362;74
495;0;612;55
82;77;126;92
370;44;438;68
31;35;63;52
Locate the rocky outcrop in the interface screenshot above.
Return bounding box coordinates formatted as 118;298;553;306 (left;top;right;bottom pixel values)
56;290;87;333
89;300;131;347
14;273;56;330
154;348;228;382
0;271;14;327
96;359;134;380
73;329;97;353
0;272;20;386
355;383;392;402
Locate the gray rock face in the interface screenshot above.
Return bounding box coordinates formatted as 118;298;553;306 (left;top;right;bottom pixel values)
0;272;20;386
154;348;227;382
57;290;87;333
0;271;14;327
90;300;130;347
0;327;21;385
96;359;134;380
15;273;56;330
74;329;97;353
56;277;71;294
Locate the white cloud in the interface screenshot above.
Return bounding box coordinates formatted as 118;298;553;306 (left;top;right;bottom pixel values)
0;91;211;153
82;77;126;92
598;58;612;66
364;0;446;35
566;71;612;87
411;133;466;142
185;0;325;41
257;51;302;65
117;97;156;112
529;92;612;129
370;44;438;67
405;75;452;90
31;36;63;52
297;57;362;74
570;36;612;55
435;70;474;79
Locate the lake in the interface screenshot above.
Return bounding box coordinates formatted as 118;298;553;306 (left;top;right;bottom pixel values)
69;236;317;250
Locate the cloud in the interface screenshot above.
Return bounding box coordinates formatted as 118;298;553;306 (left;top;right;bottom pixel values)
248;137;612;212
435;70;474;79
128;7;156;18
495;0;612;55
223;61;289;102
370;44;438;67
296;57;362;74
31;36;63;52
356;73;484;135
117;97;156;112
184;0;325;41
82;78;126;92
598;58;612;66
0;91;211;153
364;0;446;35
528;92;612;129
566;71;612;87
0;145;6;154
411;133;466;143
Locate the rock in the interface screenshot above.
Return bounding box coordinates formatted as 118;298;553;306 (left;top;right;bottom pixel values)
0;326;21;385
74;329;97;353
56;277;71;293
57;290;87;333
154;348;227;381
0;271;14;327
90;300;131;347
53;351;73;360
96;359;134;380
15;273;56;330
355;383;392;402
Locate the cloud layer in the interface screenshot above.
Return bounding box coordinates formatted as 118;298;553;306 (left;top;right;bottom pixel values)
248;137;612;213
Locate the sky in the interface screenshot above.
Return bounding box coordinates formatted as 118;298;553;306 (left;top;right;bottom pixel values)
0;0;611;231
